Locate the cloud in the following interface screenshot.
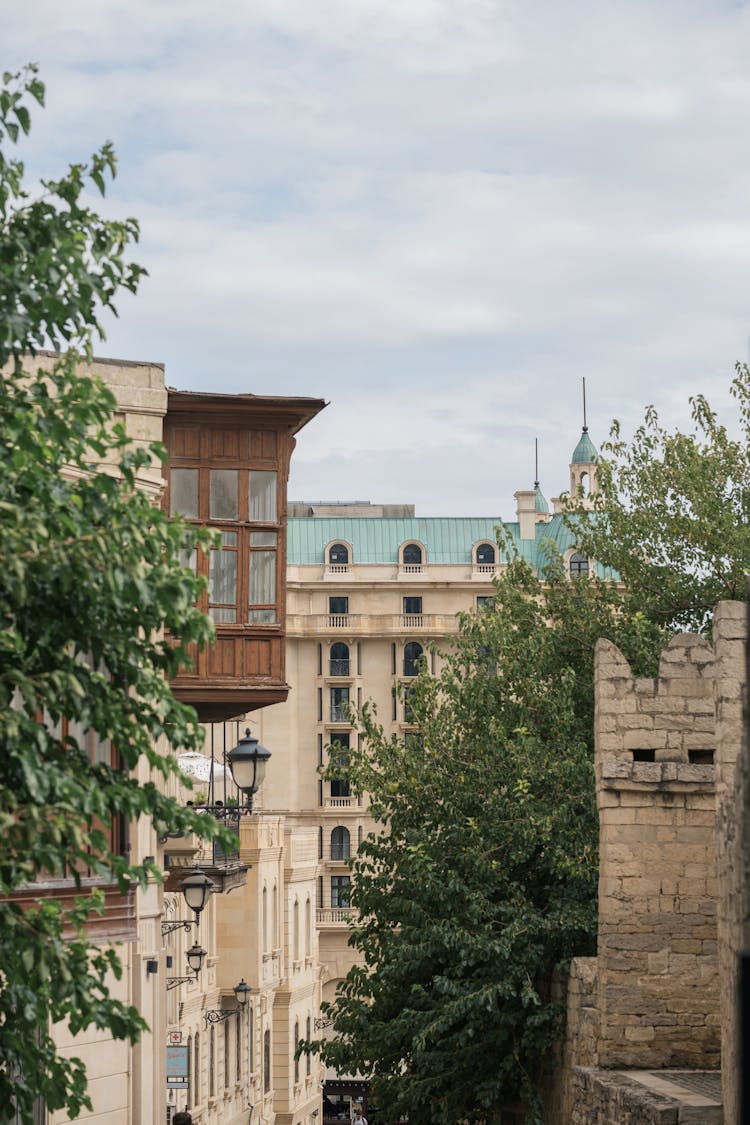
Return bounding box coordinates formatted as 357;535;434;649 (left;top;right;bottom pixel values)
4;1;750;513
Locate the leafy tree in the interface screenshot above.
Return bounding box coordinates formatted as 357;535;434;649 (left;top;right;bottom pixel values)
311;553;665;1125
0;65;225;1122
565;366;750;633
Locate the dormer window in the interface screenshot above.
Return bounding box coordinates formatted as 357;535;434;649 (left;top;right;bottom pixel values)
569;552;589;577
329;543;349;566
475;543;496;566
403;543;422;565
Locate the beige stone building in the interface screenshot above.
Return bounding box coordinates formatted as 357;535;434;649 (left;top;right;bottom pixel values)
255;434;601;1116
11;354;328;1125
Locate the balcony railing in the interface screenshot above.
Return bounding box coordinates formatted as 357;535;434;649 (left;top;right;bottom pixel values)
192;806;241;864
317;908;356;925
288;613;460;637
327;614;350;628
325;796;355;809
329;659;350;676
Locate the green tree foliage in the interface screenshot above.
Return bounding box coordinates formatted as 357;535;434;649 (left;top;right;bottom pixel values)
312;554;665;1125
0;66;225;1122
565;367;750;633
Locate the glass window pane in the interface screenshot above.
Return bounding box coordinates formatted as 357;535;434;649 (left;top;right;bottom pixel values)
250;551;276;605
170;469;199;518
249;471;277;522
250;531;277;547
179;547;197;571
221;531;238;546
210;470;239;520
210;607;237;623
210;549;237;607
249;608;276;623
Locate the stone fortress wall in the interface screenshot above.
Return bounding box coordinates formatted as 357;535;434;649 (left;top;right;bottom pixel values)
553;600;748;1125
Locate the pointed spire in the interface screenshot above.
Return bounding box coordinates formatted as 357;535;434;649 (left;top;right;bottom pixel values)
571;378;598;464
533;437;549;514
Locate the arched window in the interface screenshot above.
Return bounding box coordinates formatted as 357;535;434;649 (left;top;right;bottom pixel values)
262;886;268;954
293;899;300;961
476;542;496;565
294;1021;300;1084
403;641;423;677
330;642;350;677
273;883;279;949
306;1017;311;1076
305;898;311;957
193;1032;200;1107
187;1034;192;1104
329;542;349;565
264;1029;271;1093
570;552;589;577
209;1026;215;1098
402;543;422;565
331;825;350;861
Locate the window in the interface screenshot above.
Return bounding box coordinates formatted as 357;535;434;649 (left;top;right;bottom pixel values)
170;466;279;626
330;734;351;798
329;543;349;565
402;543;422;565
248;1008;254;1075
570;552;589;576
306;1017;311;1076
305;898;311;957
331;686;350;722
225;1020;231;1088
293;899;300;961
329;595;349;615
264;1029;271;1093
331;875;351;908
209;1026;215;1097
236;1016;242;1088
273;883;279;948
294;1021;300;1084
330;642;350;676
403;641;423;677
331;826;351;861
476;595;495;612
403;596;422;616
476;542;496;565
193;1032;201;1107
263;886;268;954
404;685;416;724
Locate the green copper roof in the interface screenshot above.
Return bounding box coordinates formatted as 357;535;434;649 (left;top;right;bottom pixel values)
534;485;549;514
571;429;598;464
287;513;617;578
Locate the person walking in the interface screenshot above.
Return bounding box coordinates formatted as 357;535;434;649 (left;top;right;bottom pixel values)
352;1106;367;1125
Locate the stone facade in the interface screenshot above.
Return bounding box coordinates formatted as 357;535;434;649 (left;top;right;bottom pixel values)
556;601;748;1125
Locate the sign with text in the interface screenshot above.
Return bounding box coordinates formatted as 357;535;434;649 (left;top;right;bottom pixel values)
166;1045;189;1088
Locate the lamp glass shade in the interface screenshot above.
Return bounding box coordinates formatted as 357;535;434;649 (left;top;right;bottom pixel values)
186;943;207;974
180;871;215;916
234;978;251;1006
227;730;271;795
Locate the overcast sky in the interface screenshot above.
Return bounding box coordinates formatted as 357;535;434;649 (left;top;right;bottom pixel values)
6;1;750;516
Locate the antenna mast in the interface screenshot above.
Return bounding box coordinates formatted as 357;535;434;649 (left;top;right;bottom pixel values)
534;438;539;488
582;377;588;432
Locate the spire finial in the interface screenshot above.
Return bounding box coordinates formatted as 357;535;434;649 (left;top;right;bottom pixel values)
582;377;588;433
534;437;539;488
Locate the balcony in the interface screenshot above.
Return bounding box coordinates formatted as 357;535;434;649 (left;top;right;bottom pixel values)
329;659;351;677
288;613;459;637
163;805;249;895
324;796;358;810
317;908;356;927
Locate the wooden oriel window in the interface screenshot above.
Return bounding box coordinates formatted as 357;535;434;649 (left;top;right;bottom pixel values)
169;466;280;626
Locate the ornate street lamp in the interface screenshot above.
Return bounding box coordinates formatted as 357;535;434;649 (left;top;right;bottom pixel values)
227;729;271;812
204;978;252;1025
161;871;216;937
167;943;207;991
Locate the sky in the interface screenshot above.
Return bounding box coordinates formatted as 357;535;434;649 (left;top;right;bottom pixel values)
5;1;750;516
